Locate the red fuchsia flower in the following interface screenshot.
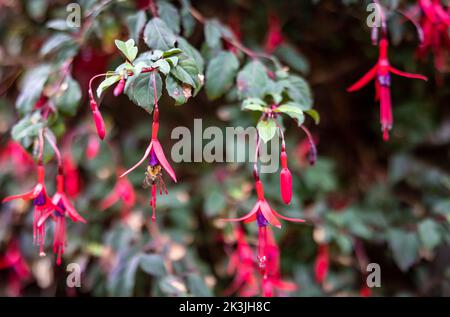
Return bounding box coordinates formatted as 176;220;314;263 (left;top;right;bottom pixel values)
89;95;106;140
0;141;34;178
120;107;177;222
359;285;372;297
0;239;31;296
224;227;260;297
314;244;329;284
113;77;126;96
416;0;450;72
37;173;87;265
100;168;136;218
260;228;297;297
279;146;292;205
62;154;82;198
264;13;284;54
2;165;62;256
347;38;428;141
221;179;304;229
86;134;101;160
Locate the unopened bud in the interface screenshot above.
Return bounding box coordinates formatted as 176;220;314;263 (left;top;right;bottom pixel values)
92;109;106;140
113;78;125;96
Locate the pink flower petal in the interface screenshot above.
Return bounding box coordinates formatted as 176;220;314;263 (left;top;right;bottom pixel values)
152;140;177;183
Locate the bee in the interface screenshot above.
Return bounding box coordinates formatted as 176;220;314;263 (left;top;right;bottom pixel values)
142;164;168;195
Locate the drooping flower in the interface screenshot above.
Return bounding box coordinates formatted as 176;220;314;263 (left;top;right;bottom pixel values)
260;228;297;297
38;173;87;265
86;134;101;160
415;0;450;73
347;38;427;141
314;244;329;284
264;13;284;54
2;165;62;256
279;147;292;205
63;154;82;198
113;77;126;96
120;108;177;222
224;227;260;297
0;140;34;178
89;86;106;140
221;179;304;229
100;168;136;218
0;239;31;296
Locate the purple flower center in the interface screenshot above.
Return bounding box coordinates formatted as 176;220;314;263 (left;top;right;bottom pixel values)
55;201;66;217
256;211;269;227
148;149;159;167
33;192;46;206
378;74;391;87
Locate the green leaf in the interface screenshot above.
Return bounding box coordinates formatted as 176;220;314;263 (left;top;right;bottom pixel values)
236;60;269;99
204;190;226;216
159;275;187;296
55;75;81;115
165;75;189;105
96;75;121;99
275;43;310;74
170;55;202;89
305;109;320;124
157;0;180;34
125;72;162;113
139;253;166;276
115;39;138;62
176;37;204;73
388;229;419;272
257;119;277;143
283;75;313;109
241;98;267;111
16;65;52;113
127;11;147;42
205;51;239;100
275;103;305;125
40;33;73;56
11;112;43;141
162;48;182;58
144;17;177;51
152;59;170;75
187;273;212;296
418;219;442;251
180;0;195;37
204;19;223;48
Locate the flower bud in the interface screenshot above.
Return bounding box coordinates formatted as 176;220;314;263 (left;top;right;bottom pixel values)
113;78;125;96
280;167;292;204
92;109;106;140
280;150;292;204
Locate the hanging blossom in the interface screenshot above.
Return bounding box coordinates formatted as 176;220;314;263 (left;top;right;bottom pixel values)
264;13;284;54
0;140;34;178
119;73;177;222
415;0;450;72
221;126;306;296
2;164;62;256
314;244;329;285
100;168;136;218
347;38;427;141
37;172;87;265
224;226;260;297
0;239;31;296
260;227;297;297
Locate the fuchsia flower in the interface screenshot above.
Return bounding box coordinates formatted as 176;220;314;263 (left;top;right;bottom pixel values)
260;228;297;297
347;38;428;141
113;78;126;96
416;0;450;72
120;108;177;222
2;165;62;256
222;179;304;229
100;168;136;218
86;134;101;160
0;141;34;178
264;13;284;54
224;227;260;297
0;239;31;296
314;244;329;284
279;146;292;205
38;173;87;265
63;154;82;198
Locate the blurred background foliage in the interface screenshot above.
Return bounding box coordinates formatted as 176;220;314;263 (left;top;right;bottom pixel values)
0;0;449;297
